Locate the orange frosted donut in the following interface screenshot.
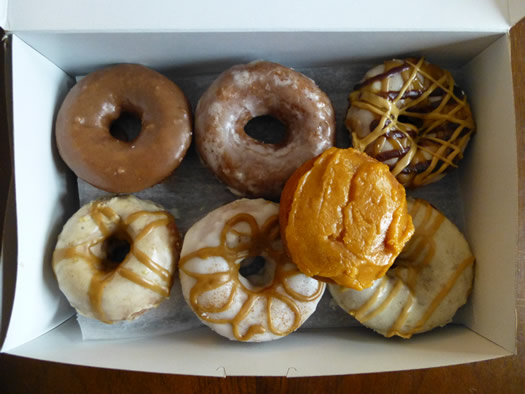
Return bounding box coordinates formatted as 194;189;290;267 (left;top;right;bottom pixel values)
280;147;414;290
346;58;475;187
195;60;336;198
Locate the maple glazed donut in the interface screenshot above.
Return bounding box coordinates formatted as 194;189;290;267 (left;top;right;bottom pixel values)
346;58;475;187
195;60;336;198
329;198;475;338
56;64;192;193
53;195;181;323
178;199;325;342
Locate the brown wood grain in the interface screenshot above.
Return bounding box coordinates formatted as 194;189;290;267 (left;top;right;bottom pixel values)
1;19;525;394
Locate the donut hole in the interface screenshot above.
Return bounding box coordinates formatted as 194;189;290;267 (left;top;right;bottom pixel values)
238;254;276;291
102;234;131;271
397;114;424;129
244;115;287;145
110;111;142;142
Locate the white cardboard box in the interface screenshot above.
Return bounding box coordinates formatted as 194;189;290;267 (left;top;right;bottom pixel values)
0;0;523;377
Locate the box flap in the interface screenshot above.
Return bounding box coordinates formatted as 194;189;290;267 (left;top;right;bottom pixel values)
7;319;512;376
459;35;518;353
3;0;510;33
509;0;525;26
1;35;77;352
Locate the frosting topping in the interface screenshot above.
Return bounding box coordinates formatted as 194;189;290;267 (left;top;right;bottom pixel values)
339;198;475;338
53;200;177;323
346;58;475;187
280;147;414;290
179;212;324;341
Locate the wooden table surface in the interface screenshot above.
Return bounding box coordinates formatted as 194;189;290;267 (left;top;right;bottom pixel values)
1;19;524;394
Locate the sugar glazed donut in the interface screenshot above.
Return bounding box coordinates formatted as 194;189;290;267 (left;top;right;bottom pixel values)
346;58;475;187
329;198;475;338
53;195;181;323
179;199;325;342
280;147;414;290
56;64;192;193
195;61;336;198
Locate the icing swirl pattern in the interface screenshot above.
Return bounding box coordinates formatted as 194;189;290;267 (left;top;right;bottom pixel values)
179;199;325;342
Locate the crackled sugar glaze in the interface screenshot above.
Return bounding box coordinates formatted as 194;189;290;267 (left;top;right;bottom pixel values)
195;60;336;198
53;200;177;323
331;198;474;338
179;211;324;341
347;58;475;187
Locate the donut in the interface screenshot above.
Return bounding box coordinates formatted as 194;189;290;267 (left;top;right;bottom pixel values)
52;195;181;323
329;198;475;338
178;198;325;342
280;147;414;290
346;58;475;187
195;60;336;199
56;64;192;193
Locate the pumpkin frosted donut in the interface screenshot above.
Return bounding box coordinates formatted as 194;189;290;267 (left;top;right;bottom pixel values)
53;195;181;323
179;199;325;342
195;60;336;198
56;64;192;193
280;147;414;290
329;198;475;338
346;58;475;187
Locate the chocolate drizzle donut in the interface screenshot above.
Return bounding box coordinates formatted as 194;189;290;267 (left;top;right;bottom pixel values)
56;64;192;193
195;61;336;198
346;58;475;187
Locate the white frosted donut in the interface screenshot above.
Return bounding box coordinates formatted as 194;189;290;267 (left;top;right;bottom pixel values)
179;198;325;342
329;198;474;338
53;195;181;323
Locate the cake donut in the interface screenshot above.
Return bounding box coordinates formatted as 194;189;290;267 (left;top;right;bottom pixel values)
280;147;414;290
56;64;192;193
195;60;336;199
178;199;325;342
329;198;475;338
53;195;181;323
346;58;475;187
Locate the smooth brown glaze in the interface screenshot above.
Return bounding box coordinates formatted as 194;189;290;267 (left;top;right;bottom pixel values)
195;60;336;199
56;64;192;193
179;213;324;341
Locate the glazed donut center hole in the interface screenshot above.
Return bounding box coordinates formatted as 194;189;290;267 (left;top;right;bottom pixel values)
238;255;276;290
110;111;142;142
244;115;287;144
397;114;424;129
102;234;131;271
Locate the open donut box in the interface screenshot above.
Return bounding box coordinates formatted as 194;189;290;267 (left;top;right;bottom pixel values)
0;0;522;377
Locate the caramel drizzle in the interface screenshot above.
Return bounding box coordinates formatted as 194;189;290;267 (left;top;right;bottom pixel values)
53;202;175;323
349;199;474;338
179;213;324;341
350;58;475;186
